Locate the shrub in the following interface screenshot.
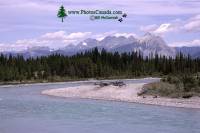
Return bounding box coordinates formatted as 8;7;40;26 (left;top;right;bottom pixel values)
166;75;181;84
142;82;179;98
140;75;200;98
182;75;197;92
182;92;193;99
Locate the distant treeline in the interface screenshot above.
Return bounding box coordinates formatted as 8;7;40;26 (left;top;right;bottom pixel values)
0;48;200;82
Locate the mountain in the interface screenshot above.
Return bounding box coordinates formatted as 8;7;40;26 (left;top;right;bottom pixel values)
1;33;200;58
53;33;176;57
2;46;51;59
22;46;51;58
98;36;136;49
52;35;138;56
111;33;176;57
175;46;200;58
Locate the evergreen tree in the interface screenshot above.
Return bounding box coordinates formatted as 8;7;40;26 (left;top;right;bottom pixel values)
0;48;199;82
57;5;67;22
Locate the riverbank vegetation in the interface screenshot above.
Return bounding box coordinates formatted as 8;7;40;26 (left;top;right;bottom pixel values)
141;74;200;98
0;48;200;84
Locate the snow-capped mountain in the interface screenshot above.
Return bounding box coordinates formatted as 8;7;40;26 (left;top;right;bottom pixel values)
1;33;199;58
53;35;138;56
59;33;175;57
111;33;176;57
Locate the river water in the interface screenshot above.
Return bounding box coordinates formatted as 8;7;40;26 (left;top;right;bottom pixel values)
0;79;200;133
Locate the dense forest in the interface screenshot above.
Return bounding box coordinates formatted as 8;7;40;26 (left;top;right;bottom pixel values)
0;47;200;82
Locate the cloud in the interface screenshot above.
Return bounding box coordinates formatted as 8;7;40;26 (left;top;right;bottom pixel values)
41;31;91;40
169;39;200;47
154;23;177;34
0;31;93;52
67;32;92;39
114;33;138;38
0;42;34;52
140;23;178;35
184;15;200;32
184;21;200;32
140;24;158;33
41;31;68;40
140;14;200;35
92;31;117;41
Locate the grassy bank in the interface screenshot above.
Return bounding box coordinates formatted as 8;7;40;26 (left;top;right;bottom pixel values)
139;74;200;98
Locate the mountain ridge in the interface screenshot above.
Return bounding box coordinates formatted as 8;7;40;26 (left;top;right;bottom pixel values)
1;33;199;58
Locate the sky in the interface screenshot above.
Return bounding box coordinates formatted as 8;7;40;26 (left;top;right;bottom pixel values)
0;0;200;51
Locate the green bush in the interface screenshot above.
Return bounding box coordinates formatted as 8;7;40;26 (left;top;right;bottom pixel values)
143;82;179;98
166;75;181;84
182;75;198;92
182;92;194;99
141;74;200;98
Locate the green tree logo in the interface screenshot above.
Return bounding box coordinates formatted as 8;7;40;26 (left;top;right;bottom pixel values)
57;5;67;22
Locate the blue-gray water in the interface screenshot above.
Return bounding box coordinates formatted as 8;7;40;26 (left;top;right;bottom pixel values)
0;79;200;133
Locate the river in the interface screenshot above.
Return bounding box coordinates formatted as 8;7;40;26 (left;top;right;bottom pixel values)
0;79;200;133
